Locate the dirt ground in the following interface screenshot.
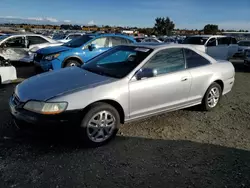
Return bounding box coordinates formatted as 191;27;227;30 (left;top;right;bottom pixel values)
0;61;250;188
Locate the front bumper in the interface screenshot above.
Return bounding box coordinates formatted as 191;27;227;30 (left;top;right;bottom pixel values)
34;60;53;72
9;95;82;129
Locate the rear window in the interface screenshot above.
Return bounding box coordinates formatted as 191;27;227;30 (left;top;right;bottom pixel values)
182;37;208;45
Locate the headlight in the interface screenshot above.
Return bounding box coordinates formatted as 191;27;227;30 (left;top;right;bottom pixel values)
44;53;60;61
23;101;68;114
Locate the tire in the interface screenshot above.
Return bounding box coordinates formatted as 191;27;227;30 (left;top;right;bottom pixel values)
201;82;222;111
78;102;120;147
64;59;81;68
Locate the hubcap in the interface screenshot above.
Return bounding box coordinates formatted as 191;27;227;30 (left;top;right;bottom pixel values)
207;87;220;108
70;63;76;66
87;111;116;143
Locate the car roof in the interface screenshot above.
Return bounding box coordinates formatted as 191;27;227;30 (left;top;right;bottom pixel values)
124;43;199;50
4;33;47;37
93;33;135;40
189;35;226;38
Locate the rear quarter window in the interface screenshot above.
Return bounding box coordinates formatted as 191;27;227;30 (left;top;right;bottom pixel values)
184;48;211;68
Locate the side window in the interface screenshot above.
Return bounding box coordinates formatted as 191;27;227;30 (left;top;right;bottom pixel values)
143;48;185;76
184;48;210;68
110;37;130;46
206;38;217;47
27;36;48;45
90;37;109;48
218;37;229;45
4;37;26;48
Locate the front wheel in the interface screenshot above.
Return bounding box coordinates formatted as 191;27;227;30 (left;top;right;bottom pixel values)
78;102;120;147
64;59;81;68
201;82;222;111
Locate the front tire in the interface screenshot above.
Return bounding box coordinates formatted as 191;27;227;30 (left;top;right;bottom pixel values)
64;59;81;68
79;102;120;147
201;82;222;111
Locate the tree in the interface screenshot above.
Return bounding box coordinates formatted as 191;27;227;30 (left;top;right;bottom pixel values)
154;17;175;35
203;24;219;34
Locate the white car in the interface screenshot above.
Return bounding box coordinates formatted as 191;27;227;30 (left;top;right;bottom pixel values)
183;35;238;60
0;34;61;63
55;33;85;43
141;37;163;43
0;57;17;84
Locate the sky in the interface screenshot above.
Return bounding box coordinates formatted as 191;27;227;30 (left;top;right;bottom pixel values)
0;0;250;30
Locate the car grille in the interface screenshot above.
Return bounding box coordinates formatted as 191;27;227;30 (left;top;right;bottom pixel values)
34;53;43;62
12;94;21;106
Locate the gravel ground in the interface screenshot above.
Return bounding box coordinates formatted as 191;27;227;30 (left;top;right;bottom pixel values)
0;61;250;188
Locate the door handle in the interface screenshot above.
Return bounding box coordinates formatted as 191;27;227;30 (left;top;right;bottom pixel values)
181;77;188;82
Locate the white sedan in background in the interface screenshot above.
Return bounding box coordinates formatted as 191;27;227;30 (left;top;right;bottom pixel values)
0;57;17;84
0;34;62;63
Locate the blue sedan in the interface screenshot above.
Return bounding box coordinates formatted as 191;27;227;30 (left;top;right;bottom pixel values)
34;34;136;71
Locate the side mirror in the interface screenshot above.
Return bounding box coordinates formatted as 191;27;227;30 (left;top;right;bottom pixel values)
88;44;97;51
135;68;157;80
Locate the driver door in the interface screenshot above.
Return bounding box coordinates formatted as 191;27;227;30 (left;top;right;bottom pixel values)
83;37;109;62
129;48;192;119
206;37;228;60
1;36;29;61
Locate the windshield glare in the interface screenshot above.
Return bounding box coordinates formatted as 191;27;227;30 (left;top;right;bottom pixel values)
82;46;153;78
183;37;208;45
63;35;95;48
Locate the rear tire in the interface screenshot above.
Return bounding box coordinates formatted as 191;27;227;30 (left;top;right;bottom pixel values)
64;59;81;68
78;102;120;147
201;82;222;111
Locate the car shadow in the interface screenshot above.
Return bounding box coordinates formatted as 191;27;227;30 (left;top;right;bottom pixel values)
11;61;37;79
231;61;250;73
0;127;250;188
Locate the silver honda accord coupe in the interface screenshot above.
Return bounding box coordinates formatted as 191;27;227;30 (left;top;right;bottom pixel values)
9;43;235;146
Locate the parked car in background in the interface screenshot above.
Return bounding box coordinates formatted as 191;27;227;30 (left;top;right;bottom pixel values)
54;33;85;43
244;49;250;68
0;34;58;63
10;43;235;146
235;40;250;57
164;38;177;44
0;56;17;84
141;37;163;43
34;34;136;71
182;35;238;60
134;36;145;42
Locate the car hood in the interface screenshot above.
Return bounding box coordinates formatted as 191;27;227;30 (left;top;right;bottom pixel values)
16;67;114;102
37;45;72;55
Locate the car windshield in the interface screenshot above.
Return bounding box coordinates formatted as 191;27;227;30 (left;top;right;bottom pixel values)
182;37;208;45
62;35;95;48
52;34;66;40
68;34;82;40
238;41;250;46
82;45;153;79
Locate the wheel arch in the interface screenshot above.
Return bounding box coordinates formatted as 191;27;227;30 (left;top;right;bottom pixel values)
213;79;224;92
82;99;125;124
62;56;84;68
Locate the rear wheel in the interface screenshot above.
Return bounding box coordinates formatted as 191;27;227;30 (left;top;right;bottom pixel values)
78;102;120;147
64;59;81;68
201;82;222;111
